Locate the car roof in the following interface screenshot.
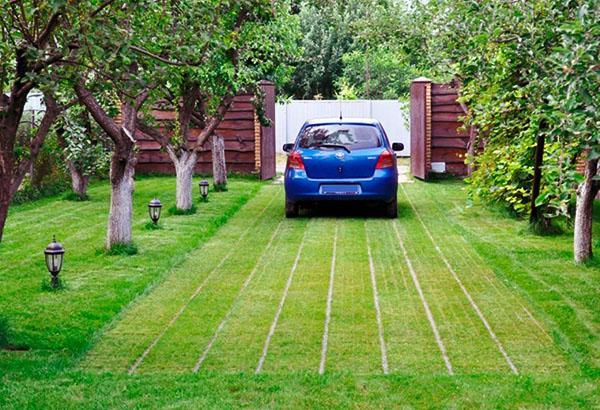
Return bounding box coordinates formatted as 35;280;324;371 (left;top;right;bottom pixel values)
303;117;381;126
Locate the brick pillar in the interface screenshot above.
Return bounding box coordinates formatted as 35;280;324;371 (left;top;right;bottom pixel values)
258;80;276;180
410;77;432;180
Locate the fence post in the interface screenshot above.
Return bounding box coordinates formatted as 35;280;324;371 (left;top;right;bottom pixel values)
259;80;276;180
410;77;432;180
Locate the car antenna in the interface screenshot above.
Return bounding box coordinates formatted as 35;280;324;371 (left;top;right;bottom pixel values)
339;96;343;120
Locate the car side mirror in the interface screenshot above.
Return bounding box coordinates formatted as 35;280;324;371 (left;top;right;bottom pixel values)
392;142;404;151
283;143;294;153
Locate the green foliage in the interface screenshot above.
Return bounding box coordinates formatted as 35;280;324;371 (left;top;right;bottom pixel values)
430;0;599;221
168;205;198;216
11;178;70;205
334;78;358;100
282;1;361;99
58;107;111;179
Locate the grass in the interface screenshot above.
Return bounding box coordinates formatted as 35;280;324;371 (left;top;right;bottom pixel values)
102;242;139;256
0;176;599;408
168;204;198;216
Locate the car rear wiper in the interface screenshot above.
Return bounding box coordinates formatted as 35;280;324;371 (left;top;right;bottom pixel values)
308;143;351;153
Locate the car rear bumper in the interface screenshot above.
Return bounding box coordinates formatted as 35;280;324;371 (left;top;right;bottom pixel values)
284;168;398;202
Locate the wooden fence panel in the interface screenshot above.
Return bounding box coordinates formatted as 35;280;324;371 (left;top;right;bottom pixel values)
410;78;430;179
135;82;276;179
410;78;472;179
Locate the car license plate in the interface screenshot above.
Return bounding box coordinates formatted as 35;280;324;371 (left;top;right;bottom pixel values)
320;184;361;196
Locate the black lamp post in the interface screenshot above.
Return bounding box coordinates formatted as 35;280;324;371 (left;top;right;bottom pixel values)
148;198;162;224
199;180;209;202
44;236;65;288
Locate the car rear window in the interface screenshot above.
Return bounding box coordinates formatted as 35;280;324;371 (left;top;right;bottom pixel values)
298;124;381;150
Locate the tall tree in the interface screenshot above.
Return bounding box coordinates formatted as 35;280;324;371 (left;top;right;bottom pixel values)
0;1;109;242
137;0;299;211
68;1;154;247
430;0;599;261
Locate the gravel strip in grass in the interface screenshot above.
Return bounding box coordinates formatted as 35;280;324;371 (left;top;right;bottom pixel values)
319;219;338;374
326;218;382;374
255;219;312;373
197;217;308;372
80;184;277;373
365;220;389;374
193;219;286;373
399;183;571;375
134;189;282;373
389;219;454;374
401;184;519;375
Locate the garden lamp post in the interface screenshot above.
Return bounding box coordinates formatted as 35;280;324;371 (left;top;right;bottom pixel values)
148;198;162;225
199;180;209;202
44;236;65;288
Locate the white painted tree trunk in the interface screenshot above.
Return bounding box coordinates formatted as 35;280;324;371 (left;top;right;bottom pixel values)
107;153;136;248
173;150;197;210
67;160;89;198
574;157;599;263
211;134;227;190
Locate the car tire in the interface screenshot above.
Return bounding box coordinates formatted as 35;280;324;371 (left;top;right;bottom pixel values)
385;195;398;218
285;197;299;218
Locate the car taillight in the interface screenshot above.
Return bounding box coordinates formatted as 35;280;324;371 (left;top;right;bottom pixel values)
287;151;305;170
375;150;394;169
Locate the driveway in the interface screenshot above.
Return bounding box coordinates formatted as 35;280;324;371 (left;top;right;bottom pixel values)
82;182;567;375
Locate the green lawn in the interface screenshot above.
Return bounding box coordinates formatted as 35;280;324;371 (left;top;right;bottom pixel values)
0;177;598;408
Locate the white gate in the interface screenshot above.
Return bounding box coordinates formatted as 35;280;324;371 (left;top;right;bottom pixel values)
275;100;409;155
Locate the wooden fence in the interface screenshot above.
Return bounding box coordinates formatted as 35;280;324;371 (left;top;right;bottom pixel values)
410;77;470;179
135;80;276;180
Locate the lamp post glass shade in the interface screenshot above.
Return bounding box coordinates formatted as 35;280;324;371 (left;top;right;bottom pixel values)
199;180;209;200
148;198;162;224
44;236;65;286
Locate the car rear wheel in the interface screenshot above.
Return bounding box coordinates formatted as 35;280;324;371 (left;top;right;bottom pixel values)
285;197;299;218
385;195;398;218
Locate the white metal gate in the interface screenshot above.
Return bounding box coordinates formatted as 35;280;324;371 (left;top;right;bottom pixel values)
275;100;410;155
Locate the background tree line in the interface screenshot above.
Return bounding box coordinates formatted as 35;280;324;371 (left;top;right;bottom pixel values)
1;0;597;262
284;0;598;262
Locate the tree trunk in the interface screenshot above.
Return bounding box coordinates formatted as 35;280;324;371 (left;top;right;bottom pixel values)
211;134;227;190
67;160;89;198
574;157;599;263
173;150;197;210
529;134;545;224
106;149;136;247
0;148;15;243
0;178;10;243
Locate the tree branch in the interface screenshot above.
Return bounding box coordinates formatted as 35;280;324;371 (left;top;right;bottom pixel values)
35;11;61;48
74;78;123;143
90;0;116;17
11;93;62;196
137;119;171;149
129;45;207;67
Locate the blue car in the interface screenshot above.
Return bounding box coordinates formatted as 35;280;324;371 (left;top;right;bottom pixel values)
283;118;404;218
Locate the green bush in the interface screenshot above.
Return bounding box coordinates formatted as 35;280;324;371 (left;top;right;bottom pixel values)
11;178;70;205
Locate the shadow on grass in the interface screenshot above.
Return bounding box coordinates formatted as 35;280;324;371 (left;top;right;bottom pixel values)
296;200;410;219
